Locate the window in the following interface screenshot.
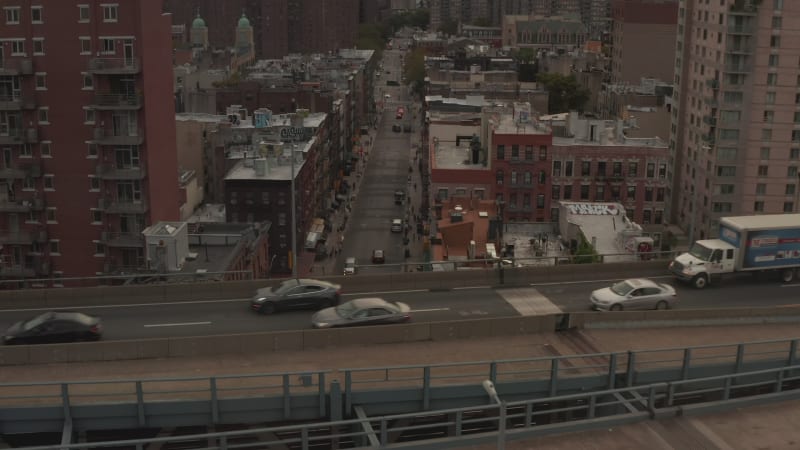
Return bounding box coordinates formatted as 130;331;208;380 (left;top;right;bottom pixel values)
31;6;43;23
785;202;795;213
437;188;448;200
89;176;100;191
551;185;560;200
44;174;54;190
774;0;783;11
278;213;287;226
763;111;774;123
756;183;766;195
539;145;547;160
656;188;665;202
49;240;60;255
78;4;90;22
496;145;505;160
769;54;780;67
713;202;732;213
523;193;531;208
94;242;106;255
11;40;24;55
564;161;573;177
5;7;20;24
536;194;544;208
786;184;796;195
552;160;561;176
760;147;771;160
792;148;800;160
563;185;572;200
523;172;532;185
524;145;533;160
510;171;517;185
82;73;93;89
596;185;605;201
765;92;776;105
80;37;91;54
102;4;118;22
597;161;607;177
538;171;546;184
85;109;95;123
33;38;44;55
91;210;102;223
510;145;519;160
758;165;769;176
754;201;765;212
581;161;591;177
643;210;652;224
771;35;781;48
716;184;735;195
789;166;799;178
627;185;636;200
767;73;778;86
496;170;504;185
628;162;638;177
772;17;782;29
101;38;115;54
612;162;622;177
46;207;57;223
40;141;51;157
580;185;589;200
87;142;98;158
645;187;654;201
35;73;46;90
611;185;620;200
508;193;517;208
38;108;49;124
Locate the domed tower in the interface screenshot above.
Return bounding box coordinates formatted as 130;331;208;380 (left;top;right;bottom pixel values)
190;10;208;49
235;11;254;52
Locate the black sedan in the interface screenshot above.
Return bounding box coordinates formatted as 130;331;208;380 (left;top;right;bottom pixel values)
311;297;411;329
250;278;342;314
3;311;103;345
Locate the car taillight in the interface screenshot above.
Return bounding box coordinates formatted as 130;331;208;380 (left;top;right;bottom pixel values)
336;289;342;296
90;325;102;334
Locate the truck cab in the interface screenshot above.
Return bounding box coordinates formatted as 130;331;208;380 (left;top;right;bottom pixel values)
669;239;737;288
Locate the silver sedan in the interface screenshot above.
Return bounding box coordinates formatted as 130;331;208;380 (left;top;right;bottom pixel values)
590;278;677;311
311;297;411;329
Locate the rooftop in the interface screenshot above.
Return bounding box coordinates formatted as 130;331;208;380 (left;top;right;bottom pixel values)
429;123;486;171
225;151;308;182
494;113;551;135
559;201;641;263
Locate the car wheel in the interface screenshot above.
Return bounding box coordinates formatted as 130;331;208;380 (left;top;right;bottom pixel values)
260;302;277;314
692;274;708;289
655;300;669;310
610;304;623;311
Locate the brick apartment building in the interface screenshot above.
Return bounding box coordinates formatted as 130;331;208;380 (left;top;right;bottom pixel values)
0;0;179;285
165;0;359;59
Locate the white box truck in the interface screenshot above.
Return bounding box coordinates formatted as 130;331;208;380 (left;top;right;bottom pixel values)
669;214;800;289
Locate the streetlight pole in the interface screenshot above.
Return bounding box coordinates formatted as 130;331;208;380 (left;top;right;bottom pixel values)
290;144;298;280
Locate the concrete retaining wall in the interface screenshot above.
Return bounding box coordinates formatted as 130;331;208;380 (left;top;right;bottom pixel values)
0;261;669;309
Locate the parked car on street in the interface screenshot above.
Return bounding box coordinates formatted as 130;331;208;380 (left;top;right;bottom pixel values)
3;311;103;345
403;124;411;133
391;219;403;232
344;257;357;275
590;278;677;311
250;279;342;314
392;123;402;132
372;249;385;264
311;297;411;329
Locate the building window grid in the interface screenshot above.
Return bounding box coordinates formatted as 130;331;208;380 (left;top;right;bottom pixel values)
4;7;20;25
31;6;43;24
102;4;118;22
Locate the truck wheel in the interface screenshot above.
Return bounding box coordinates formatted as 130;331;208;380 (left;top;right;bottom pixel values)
782;269;795;283
692;274;708;289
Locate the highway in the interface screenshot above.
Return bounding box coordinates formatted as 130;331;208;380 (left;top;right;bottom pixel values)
2;273;799;341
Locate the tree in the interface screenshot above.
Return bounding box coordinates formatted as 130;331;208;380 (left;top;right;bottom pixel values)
403;48;427;95
439;18;458;36
356;24;386;56
536;73;590;113
574;234;600;264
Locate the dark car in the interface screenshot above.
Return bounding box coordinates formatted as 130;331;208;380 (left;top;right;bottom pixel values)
311;297;411;329
250;278;342;314
392;123;401;132
403;124;412;133
372;249;385;264
3;311;103;345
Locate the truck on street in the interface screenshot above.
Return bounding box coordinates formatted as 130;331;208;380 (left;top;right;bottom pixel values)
669;214;800;288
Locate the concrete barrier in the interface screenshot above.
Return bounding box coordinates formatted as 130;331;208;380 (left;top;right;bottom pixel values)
0;260;669;310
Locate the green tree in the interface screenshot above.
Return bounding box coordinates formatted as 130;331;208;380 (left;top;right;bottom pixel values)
513;48;535;64
403;48;427;95
536;73;590;113
356;23;386;57
439;18;459;36
574;234;600;264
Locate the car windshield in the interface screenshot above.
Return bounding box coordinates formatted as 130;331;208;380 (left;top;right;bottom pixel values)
610;281;635;296
335;302;359;318
689;243;713;261
22;312;54;331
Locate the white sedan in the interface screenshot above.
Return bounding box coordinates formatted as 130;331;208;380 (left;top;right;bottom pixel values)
590;278;677;311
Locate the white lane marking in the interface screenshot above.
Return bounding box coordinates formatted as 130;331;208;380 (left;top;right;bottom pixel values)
410;308;450;313
0;298;250;313
498;288;562;316
781;284;800;288
530;275;673;287
144;321;211;328
342;289;429;297
453;286;491;290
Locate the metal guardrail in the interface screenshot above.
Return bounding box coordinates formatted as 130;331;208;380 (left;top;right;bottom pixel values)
14;363;800;450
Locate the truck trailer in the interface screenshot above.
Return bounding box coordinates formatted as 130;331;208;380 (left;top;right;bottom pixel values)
669;214;800;288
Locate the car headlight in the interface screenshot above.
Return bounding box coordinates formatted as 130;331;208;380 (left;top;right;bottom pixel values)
315;322;329;328
682;268;692;275
254;297;266;303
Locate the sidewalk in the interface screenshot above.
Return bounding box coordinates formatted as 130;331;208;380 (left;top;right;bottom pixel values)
1;324;798;383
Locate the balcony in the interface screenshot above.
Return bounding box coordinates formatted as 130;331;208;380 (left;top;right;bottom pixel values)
705;96;719;107
87;58;141;74
99;197;148;214
101;231;144;248
703;116;717;126
0;129;23;145
701;133;716;145
729;0;759;15
706;79;719;90
724;63;750;74
726;45;753;55
0;229;47;245
727;24;754;35
0;198;43;212
0;94;36;111
91;92;143;110
0;58;33;75
93;127;144;145
96;164;147;180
